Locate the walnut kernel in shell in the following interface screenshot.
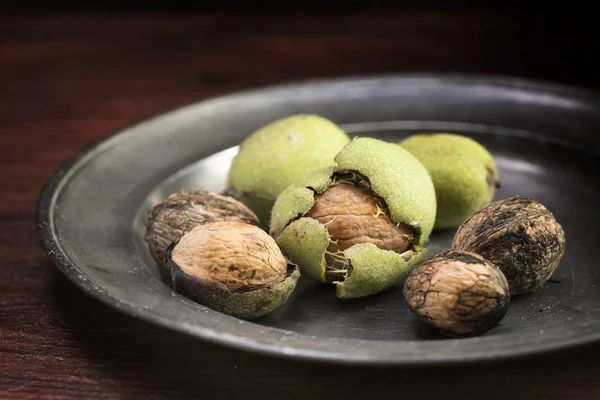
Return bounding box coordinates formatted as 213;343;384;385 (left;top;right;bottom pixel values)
307;179;413;282
145;190;260;266
165;221;299;320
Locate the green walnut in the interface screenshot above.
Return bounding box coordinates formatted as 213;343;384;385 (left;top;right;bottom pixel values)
269;137;437;299
226;114;351;224
399;133;500;229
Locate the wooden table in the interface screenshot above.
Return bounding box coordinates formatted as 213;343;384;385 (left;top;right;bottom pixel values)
1;13;599;399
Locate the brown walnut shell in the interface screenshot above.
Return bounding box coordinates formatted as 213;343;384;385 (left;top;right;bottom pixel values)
165;221;300;320
145;190;260;269
403;250;510;337
452;196;566;295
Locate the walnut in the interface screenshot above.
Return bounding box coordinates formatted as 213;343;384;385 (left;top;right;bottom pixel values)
403;250;510;337
165;221;299;320
145;190;260;266
452;196;566;295
226;113;351;224
269;137;437;299
399;132;500;229
307;182;413;282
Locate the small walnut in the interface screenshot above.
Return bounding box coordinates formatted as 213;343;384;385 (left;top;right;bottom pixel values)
170;221;287;290
145;190;260;265
403;250;510;337
165;221;299;320
452;196;566;295
307;181;414;282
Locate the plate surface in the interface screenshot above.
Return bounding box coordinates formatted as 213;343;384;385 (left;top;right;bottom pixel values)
37;74;600;365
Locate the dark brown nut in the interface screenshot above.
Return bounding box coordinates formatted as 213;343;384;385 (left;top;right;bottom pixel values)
145;190;260;266
403;250;510;337
452;196;566;295
165;221;300;320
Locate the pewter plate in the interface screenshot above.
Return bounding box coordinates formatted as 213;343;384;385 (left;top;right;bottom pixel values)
36;74;600;365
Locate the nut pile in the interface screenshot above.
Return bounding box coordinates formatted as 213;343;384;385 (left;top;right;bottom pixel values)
144;113;566;336
403;196;565;336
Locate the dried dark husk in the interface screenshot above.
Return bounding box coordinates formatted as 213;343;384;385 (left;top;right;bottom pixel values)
452;196;566;295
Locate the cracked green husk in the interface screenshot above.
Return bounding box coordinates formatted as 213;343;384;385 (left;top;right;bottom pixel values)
270;137;436;299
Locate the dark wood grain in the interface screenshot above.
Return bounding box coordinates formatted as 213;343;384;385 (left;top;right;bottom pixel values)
1;13;599;400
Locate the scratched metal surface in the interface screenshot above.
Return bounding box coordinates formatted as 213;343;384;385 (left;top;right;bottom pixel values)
37;74;600;365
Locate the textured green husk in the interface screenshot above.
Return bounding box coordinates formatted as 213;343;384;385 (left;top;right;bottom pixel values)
399;132;499;229
269;137;437;298
226;114;350;224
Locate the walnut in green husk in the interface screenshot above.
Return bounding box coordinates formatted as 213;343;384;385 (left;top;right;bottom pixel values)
165;221;300;320
145;190;260;266
306;181;415;283
399;133;500;229
403;250;510;337
226;114;350;224
270;137;437;299
452;196;566;295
